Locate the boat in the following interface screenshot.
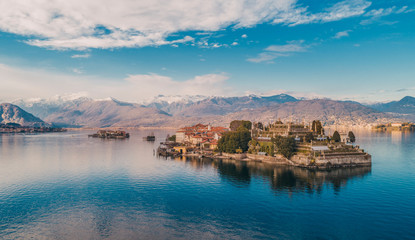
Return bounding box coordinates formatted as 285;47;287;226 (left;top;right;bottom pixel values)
143;132;156;141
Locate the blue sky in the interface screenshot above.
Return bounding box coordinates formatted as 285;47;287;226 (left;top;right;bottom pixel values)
0;0;414;103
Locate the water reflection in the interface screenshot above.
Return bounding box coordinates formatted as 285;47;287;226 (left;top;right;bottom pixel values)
167;156;371;194
1;131;414;239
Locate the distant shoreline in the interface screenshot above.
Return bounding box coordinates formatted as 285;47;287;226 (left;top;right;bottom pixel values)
64;126;177;131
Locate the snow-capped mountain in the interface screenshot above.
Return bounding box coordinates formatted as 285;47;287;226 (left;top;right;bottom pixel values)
144;93;298;116
13;95;92;120
143;94;209;115
8;93;411;128
13;96;170;128
142;94;209;105
0;103;47;127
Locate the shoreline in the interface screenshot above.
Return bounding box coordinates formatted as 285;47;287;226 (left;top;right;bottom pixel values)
64;126;177;131
165;151;372;169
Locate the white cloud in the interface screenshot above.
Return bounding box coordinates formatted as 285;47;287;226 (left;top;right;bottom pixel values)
124;73;230;99
0;63;232;102
72;68;83;74
265;40;307;52
364;6;406;17
361;6;410;25
231;42;239;46
241;34;248;38
333;30;351;39
246;52;289;63
0;0;374;50
247;40;306;63
273;0;371;26
71;53;91;58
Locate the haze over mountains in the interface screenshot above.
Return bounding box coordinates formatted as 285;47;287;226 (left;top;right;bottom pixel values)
13;97;170;128
0;103;47;127
3;94;413;128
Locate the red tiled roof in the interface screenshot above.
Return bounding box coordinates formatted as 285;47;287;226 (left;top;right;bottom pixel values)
177;124;229;142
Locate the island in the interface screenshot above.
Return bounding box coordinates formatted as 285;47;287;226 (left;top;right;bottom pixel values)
88;130;130;139
157;120;371;169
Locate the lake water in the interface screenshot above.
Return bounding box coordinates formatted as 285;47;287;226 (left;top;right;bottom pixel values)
0;130;414;239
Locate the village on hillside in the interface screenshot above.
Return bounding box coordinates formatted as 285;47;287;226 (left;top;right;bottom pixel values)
157;120;371;168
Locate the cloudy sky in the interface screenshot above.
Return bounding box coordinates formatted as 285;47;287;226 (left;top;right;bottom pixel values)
0;0;414;103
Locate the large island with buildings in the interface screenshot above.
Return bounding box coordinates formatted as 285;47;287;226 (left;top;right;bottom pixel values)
158;120;371;169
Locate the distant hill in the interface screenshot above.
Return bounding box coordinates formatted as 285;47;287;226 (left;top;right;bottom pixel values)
145;95;207;115
12;94;406;128
220;99;394;126
0;103;47;127
25;98;171;128
13;96;92;120
170;94;298;116
370;96;415;116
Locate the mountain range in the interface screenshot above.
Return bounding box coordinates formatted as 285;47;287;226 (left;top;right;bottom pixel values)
14;97;170;128
2;94;414;128
0;103;47;127
369;96;415;116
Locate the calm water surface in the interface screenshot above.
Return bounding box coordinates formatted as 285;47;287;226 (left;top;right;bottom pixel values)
0;130;414;239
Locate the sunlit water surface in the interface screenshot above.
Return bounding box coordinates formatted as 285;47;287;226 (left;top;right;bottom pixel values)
0;130;414;239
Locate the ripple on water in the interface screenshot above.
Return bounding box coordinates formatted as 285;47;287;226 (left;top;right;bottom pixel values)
1;130;415;239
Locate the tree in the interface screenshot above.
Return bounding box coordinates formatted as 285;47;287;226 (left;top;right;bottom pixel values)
168;135;176;142
230;120;252;131
312;120;324;134
218;128;252;153
348;131;356;143
304;132;314;143
253;122;264;130
272;136;296;159
332;131;341;142
257;141;274;156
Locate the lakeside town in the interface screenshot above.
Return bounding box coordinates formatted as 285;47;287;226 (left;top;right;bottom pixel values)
157;120;372;169
373;122;415;132
0;123;66;134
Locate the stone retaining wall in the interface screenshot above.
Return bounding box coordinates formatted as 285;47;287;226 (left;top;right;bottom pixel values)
219;152;371;168
246;153;288;164
221;153;247;160
291;153;371;168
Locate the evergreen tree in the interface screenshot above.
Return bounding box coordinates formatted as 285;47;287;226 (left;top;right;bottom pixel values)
272;136;296;158
230;120;252;131
217;127;252;153
167;134;176;142
312;120;324;134
332;131;341;142
305;132;314;143
348;131;356;143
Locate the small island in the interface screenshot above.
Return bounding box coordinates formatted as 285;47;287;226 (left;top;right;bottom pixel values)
158;120;371;169
88;130;130;139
